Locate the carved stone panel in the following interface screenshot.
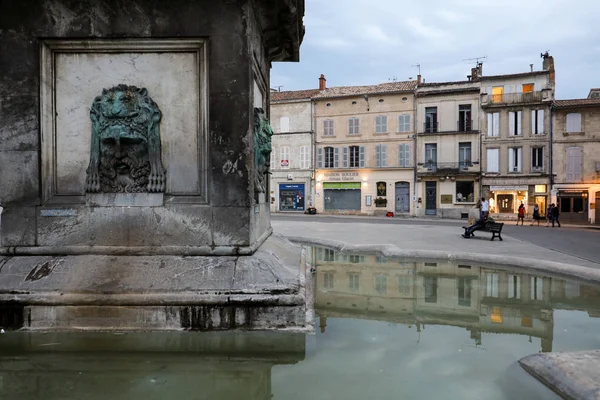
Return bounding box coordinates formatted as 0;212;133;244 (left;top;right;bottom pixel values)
253;108;273;195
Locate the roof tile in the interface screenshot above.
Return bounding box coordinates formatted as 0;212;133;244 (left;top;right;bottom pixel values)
554;99;600;108
312;80;417;99
271;89;321;101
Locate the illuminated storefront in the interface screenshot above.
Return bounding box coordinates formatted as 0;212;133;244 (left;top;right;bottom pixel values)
488;185;548;216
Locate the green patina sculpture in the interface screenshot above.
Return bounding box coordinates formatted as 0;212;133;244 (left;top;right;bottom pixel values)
85;84;166;193
254;107;273;194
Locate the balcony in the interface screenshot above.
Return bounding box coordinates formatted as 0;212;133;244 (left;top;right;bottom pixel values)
417;161;479;176
420;120;478;134
481;91;547;107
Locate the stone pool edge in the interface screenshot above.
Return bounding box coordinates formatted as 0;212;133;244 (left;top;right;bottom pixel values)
287;236;600;284
289;235;600;399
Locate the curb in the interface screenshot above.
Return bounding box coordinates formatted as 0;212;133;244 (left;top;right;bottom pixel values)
287;235;600;285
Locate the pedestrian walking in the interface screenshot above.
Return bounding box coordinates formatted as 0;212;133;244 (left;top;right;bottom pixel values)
517;203;525;225
552;203;561;227
546;205;553;227
530;204;541;226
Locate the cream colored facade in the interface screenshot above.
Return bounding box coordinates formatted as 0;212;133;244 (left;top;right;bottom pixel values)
480;64;555;218
269;90;318;212
552;97;600;224
308;247;600;351
415;81;481;218
313;82;416;215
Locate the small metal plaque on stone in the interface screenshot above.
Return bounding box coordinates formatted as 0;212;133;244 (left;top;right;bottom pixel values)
40;209;77;217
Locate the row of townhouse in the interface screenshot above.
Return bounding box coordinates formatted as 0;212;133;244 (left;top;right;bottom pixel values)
310;246;600;350
269;54;600;224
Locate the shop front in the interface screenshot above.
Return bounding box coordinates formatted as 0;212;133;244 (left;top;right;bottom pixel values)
487;185;548;217
323;182;361;211
557;189;588;224
278;183;306;212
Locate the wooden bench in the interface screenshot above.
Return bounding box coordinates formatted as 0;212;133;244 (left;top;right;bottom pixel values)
462;222;504;241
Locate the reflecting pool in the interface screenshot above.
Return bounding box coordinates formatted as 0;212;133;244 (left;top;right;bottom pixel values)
2;246;600;399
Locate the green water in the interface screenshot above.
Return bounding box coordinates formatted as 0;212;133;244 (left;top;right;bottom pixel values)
2;247;600;399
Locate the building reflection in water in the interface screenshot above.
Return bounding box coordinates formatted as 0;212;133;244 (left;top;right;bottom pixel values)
310;246;600;353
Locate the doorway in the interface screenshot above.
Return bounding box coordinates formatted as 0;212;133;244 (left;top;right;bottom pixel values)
425;181;436;216
395;182;410;213
596;192;600;224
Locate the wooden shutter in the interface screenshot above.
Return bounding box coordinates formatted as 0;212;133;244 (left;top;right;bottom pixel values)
398;144;405;167
405;144;411;167
509;148;514;171
493;113;499;136
567;113;582;133
531;110;537;134
317;148;323;168
538;109;544;134
487;113;493;136
509;112;515;136
381;145;387;167
334;147;339;168
375;144;381;167
517;111;522;135
359;146;365;167
566;147;583;182
343;147;348;168
517;148;522;171
487;149;498;173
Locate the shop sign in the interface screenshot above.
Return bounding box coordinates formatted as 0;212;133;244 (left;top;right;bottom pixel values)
323;182;361;189
322;172;360;181
280;183;304;190
441;195;453;204
490;185;528;191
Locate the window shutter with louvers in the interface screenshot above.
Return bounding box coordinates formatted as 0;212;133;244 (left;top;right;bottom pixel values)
334;147;339;168
381;145;387;167
343;147;348;168
360;146;365;167
538;109;544;134
317;148;323;168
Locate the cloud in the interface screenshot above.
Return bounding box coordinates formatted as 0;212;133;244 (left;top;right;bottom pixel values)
273;0;600;98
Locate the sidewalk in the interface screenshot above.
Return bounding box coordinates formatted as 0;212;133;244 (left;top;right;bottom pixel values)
271;219;600;270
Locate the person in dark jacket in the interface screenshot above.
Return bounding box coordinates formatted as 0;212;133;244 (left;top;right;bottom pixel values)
551;203;561;227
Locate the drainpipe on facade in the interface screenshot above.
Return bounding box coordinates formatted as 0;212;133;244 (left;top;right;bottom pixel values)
412;90;418;217
479;131;483;200
549;103;554;204
311;98;316;207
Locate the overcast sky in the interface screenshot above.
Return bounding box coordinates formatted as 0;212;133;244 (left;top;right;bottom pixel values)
271;0;599;99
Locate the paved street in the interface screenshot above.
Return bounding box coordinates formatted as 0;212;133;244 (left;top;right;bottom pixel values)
271;214;600;269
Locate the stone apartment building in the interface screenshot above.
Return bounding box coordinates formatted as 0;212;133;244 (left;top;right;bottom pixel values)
269;88;319;212
480;54;555;218
552;89;600;224
313;78;417;215
415;79;481;218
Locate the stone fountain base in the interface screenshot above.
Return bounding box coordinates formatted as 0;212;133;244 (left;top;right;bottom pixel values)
0;234;312;332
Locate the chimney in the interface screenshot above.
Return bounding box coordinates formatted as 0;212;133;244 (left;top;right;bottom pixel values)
417;74;422;85
542;52;555;85
471;67;478;80
319;74;326;91
477;62;483;77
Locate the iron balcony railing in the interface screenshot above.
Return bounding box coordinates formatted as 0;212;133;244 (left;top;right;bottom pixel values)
482;91;544;106
423;121;438;133
419;161;476;173
457;119;474;132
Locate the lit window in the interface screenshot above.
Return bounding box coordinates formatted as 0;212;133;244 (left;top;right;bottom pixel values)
491;307;503;323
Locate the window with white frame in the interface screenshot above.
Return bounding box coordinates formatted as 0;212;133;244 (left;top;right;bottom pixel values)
509;147;522;172
324;147;334;168
349;146;360;168
455;181;474;203
486;148;499;173
279;116;290;133
398;276;411;295
531;109;545;134
508;111;522;136
323;272;334;289
566;146;583;182
375;144;387;167
323;119;334;136
486;273;499;298
299;145;310;169
375;275;387;294
566;113;582;133
425;143;437;165
398;143;411;167
398;114;411;132
349;274;360;291
531;147;544;172
487;112;499;136
531;277;544;300
280;146;290;169
508;275;521;299
348;117;360;135
375;115;387;133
